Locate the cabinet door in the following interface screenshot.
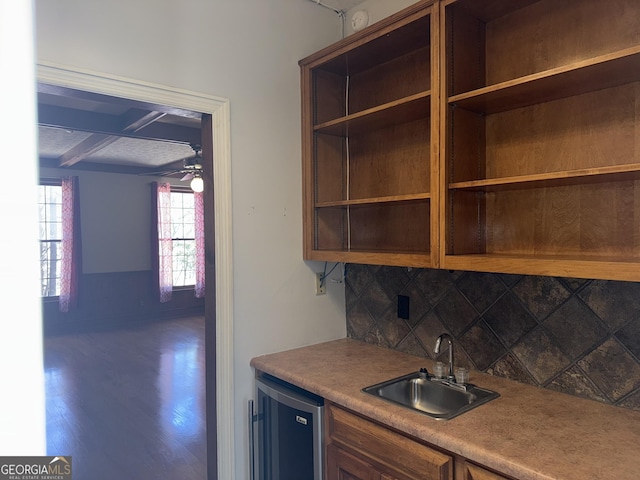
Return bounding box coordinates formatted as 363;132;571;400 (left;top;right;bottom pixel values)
327;444;381;480
326;403;453;480
456;459;512;480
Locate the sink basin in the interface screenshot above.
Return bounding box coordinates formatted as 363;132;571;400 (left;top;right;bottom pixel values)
362;371;499;420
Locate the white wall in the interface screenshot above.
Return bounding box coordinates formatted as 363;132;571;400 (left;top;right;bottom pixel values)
344;0;419;35
35;0;347;478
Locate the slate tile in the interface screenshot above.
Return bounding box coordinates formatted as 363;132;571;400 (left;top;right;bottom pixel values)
345;300;374;340
458;321;506;371
363;326;390;349
345;263;375;296
398;284;431;327
616;317;640;359
578;280;640;331
360;279;392;320
543;297;608;359
396;333;428;359
485;353;537;386
547;365;609;404
375;265;411;301
377;308;411;348
345;281;358;312
456;271;506;314
414;268;456;305
496;273;522;287
484;292;537;348
616;389;640;411
512;275;570;321
512;327;570;384
434;289;478;336
577;338;640;402
559;277;589;292
413;311;448;361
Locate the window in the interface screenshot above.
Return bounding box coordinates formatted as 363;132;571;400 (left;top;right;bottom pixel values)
170;190;196;287
38;182;62;297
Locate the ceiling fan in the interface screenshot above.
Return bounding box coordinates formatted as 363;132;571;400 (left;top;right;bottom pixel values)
141;143;204;192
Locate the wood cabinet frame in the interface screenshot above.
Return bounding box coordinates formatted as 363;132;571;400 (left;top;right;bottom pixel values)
302;0;640;281
438;0;640;281
300;0;440;268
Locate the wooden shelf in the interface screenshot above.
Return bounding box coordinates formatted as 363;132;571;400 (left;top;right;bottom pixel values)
443;254;640;282
307;250;433;268
312;11;431;77
314;92;431;137
449;163;640;191
449;46;640;114
316;193;430;208
301;2;437;268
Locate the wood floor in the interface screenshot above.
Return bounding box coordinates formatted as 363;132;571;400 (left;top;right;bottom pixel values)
44;316;207;480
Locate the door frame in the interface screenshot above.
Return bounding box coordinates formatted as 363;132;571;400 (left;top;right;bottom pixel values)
37;61;235;480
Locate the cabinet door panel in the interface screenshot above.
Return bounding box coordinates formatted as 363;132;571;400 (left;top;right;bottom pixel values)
327;444;380;480
327;404;453;480
460;462;512;480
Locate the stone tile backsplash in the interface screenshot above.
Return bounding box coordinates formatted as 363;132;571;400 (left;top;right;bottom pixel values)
345;264;640;411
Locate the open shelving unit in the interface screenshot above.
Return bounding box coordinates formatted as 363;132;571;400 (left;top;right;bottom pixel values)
301;0;640;281
440;0;640;281
300;1;439;267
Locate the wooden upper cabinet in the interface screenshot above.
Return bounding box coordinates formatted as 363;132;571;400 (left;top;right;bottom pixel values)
301;0;640;281
300;0;439;268
440;0;640;281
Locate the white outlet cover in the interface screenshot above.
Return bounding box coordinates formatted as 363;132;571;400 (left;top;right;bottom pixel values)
351;10;369;32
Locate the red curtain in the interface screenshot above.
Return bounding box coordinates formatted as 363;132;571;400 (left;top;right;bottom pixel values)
152;182;173;303
194;190;205;298
59;176;82;312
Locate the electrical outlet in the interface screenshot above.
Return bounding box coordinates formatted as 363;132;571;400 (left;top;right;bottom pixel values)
397;295;410;319
315;272;326;295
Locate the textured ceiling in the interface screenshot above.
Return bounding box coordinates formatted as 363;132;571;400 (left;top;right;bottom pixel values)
37;88;201;172
38;1;370;172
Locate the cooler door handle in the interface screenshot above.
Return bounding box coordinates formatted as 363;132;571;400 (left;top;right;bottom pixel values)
248;399;257;480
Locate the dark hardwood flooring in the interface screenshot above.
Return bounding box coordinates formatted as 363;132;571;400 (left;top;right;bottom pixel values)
44;316;207;480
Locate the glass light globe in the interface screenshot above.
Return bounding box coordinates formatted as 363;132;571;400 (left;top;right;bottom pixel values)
190;176;204;193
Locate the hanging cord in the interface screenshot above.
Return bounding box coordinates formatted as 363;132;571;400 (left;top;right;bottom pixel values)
319;262;344;288
308;0;347;38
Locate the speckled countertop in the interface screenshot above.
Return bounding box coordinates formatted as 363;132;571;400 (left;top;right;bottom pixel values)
250;338;640;480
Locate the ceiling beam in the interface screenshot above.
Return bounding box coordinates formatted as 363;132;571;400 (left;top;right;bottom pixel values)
58;110;170;167
38;104;201;145
38;83;203;119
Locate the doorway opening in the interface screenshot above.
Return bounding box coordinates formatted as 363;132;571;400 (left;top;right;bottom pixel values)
36;63;234;480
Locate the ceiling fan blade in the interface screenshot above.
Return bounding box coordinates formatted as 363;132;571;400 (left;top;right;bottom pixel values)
139;170;181;176
181;172;194;181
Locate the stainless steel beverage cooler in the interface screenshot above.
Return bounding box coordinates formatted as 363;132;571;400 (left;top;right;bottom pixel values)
250;373;324;480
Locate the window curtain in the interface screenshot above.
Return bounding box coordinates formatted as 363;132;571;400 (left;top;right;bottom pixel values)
194;190;205;298
152;182;173;303
59;176;82;312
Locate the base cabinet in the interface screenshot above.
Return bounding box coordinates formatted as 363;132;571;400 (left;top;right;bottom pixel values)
326;403;514;480
326;444;384;480
455;458;512;480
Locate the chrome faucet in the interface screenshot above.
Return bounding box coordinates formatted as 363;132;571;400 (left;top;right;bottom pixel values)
434;333;455;381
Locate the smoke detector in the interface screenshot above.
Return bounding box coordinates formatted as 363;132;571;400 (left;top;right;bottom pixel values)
351;10;369;32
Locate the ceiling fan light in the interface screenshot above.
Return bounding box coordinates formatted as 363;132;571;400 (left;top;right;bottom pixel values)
190;175;204;193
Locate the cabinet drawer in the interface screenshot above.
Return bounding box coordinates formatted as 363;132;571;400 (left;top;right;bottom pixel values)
326;403;453;480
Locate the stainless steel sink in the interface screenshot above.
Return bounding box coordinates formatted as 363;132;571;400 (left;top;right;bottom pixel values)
362;370;499;420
